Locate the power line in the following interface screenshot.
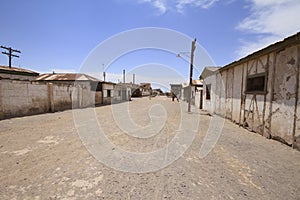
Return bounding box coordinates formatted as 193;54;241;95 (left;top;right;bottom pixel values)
1;46;21;68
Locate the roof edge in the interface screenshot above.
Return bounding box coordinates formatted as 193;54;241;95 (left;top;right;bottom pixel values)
220;32;300;72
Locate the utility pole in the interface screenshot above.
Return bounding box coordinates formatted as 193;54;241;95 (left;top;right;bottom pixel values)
133;73;135;84
103;72;106;82
102;64;106;82
188;38;197;112
123;69;125;83
1;46;21;68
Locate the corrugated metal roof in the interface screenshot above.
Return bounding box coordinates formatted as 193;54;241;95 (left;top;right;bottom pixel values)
0;65;39;76
36;73;100;82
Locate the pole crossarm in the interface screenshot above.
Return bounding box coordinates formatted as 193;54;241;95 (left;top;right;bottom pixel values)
1;46;21;68
2;51;20;57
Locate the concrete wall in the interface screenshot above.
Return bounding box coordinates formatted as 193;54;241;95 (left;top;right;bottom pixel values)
0;79;98;119
113;85;131;102
202;43;300;149
203;73;217;114
194;89;203;109
0;79;49;118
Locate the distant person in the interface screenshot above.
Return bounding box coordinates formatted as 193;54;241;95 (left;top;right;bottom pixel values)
171;92;179;102
149;89;152;100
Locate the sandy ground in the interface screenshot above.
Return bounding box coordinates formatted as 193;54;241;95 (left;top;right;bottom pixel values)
0;96;299;199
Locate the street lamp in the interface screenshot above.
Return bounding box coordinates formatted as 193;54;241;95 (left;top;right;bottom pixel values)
177;38;197;112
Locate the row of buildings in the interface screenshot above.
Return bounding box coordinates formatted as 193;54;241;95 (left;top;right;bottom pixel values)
0;66;151;119
171;32;300;150
2;32;299;149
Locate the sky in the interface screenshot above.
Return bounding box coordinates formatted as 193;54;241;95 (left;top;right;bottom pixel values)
0;0;300;87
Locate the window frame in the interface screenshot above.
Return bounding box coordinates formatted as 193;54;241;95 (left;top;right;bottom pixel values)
245;72;267;94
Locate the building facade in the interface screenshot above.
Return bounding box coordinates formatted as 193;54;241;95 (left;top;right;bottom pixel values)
201;32;300;149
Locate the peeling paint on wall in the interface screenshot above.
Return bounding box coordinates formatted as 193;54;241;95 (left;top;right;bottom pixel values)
202;33;300;149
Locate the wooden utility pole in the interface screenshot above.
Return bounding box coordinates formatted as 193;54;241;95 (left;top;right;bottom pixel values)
188;38;197;112
123;69;125;83
1;46;21;68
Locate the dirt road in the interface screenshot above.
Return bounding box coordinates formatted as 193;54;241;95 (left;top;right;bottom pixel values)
0;96;299;199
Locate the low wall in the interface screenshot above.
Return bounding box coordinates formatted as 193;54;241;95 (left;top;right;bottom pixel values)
0;79;49;118
0;79;99;119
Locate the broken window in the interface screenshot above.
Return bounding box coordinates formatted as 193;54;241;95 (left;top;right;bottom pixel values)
107;89;111;97
206;84;211;100
246;73;266;93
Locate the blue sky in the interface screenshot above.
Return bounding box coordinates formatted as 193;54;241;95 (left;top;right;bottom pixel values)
1;0;300;85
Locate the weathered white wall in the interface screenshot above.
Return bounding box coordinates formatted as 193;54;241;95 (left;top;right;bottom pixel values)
53;84;73;111
269;46;298;144
194;90;202;109
0;80;97;119
102;83;114;104
296;45;300;148
113;85;131;102
0;80;49;118
203;74;216;114
225;68;234;119
231;64;243;124
202;43;300;149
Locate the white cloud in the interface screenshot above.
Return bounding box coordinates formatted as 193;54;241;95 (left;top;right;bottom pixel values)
176;0;219;13
138;0;167;14
236;35;282;58
137;0;219;14
236;0;300;57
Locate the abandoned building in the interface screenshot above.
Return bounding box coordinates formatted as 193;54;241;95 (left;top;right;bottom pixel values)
201;32;300;149
0;65;39;81
170;83;182;98
140;83;152;96
130;83;152;97
113;83;140;102
100;81;116;104
170;80;203;108
36;73;102;109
